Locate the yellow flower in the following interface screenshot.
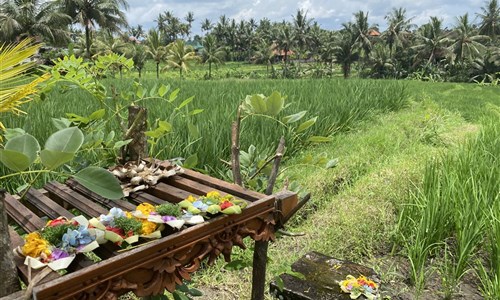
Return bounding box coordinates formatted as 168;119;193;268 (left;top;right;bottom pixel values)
206;191;221;199
22;232;51;258
141;220;157;235
137;203;155;215
186;195;197;203
125;211;133;218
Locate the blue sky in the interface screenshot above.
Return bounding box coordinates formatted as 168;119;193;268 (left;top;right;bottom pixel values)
125;0;486;34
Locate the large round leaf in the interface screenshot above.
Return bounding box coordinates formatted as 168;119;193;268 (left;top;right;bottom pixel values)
0;149;30;171
40;149;75;170
44;127;84;153
4;134;40;164
72;166;124;200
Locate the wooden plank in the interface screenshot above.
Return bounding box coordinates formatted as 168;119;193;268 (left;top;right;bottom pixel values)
168;176;230;197
129;191;166;206
4;193;45;232
181;169;265;201
66;179;136;211
44;182;108;217
148;182;195;203
25;188;74;220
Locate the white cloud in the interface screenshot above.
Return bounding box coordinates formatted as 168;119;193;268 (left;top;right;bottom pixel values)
124;0;484;33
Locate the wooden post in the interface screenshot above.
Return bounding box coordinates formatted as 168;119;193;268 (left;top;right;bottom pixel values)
251;137;286;300
125;106;148;163
231;108;242;186
0;189;20;297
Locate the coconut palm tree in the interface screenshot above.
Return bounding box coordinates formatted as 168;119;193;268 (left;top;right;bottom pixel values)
384;7;415;57
412;17;451;66
352;11;374;58
0;0;71;44
92;29;133;57
185;11;194;39
449;13;490;63
132;44;147;78
334;22;359;79
201;34;226;78
478;0;500;40
146;29;166;79
163;39;200;79
273;22;296;77
201;18;213;34
57;0;129;58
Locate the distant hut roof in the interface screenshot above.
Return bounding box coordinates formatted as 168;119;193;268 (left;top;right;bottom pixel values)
368;29;381;36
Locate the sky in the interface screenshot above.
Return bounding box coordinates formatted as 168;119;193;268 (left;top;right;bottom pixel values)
125;0;487;35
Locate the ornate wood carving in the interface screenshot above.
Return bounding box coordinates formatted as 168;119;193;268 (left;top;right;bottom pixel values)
71;213;276;299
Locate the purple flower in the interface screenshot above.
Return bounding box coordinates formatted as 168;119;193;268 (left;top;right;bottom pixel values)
51;248;70;260
161;215;177;222
62;226;95;249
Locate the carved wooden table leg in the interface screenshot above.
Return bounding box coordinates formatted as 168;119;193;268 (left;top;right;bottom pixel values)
251;240;269;300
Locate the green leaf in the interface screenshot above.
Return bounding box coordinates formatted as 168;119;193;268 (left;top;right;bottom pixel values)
72;166;124;200
158;84;170;97
3;128;26;140
188;288;203;296
275;276;284;292
266;91;284;116
283;111;307;124
136;85;145;98
178;96;194;110
44;127;84;153
249;94;267;114
183;153;198;169
188;122;200;139
52;118;71;130
149;83;158;97
176;284;190;293
0;149;31;171
113;139;133;149
172;291;189;300
169;88;180;102
88;109;105;121
224;259;251;270
4;134;40;164
158;120;172;132
306;136;332;143
297;117;317;133
40;149;74;170
66;113;90;124
188;109;204;116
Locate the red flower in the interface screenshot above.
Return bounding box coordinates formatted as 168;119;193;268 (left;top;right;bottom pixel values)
46;217;67;227
106;226;125;237
220;201;234;210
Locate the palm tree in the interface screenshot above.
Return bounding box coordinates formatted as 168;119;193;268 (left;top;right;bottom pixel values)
201;34;226;78
146;29;166;79
0;0;71;44
478;0;500;40
368;44;395;78
334;23;360;79
293;9;313;63
185;11;194;39
201;18;213;34
449;13;490;63
273;22;296;77
92;30;133;57
57;0;129;58
412;17;451;66
163;39;200;78
384;7;415;57
132;44;147;78
352;11;373;58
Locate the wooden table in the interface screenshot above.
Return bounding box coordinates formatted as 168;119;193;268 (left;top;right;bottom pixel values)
4;165;298;300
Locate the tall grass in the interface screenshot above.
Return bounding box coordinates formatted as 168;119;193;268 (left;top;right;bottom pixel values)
397;119;500;298
3;78;408;177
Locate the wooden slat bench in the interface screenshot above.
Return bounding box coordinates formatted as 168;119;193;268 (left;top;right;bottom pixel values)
4;163;298;300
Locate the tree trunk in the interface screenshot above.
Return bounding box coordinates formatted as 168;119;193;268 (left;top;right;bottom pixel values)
0;189;20;297
85;25;91;59
125;106;148;163
208;62;212;79
156;62;159;79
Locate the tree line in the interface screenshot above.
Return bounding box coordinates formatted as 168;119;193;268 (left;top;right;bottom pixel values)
1;0;499;81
